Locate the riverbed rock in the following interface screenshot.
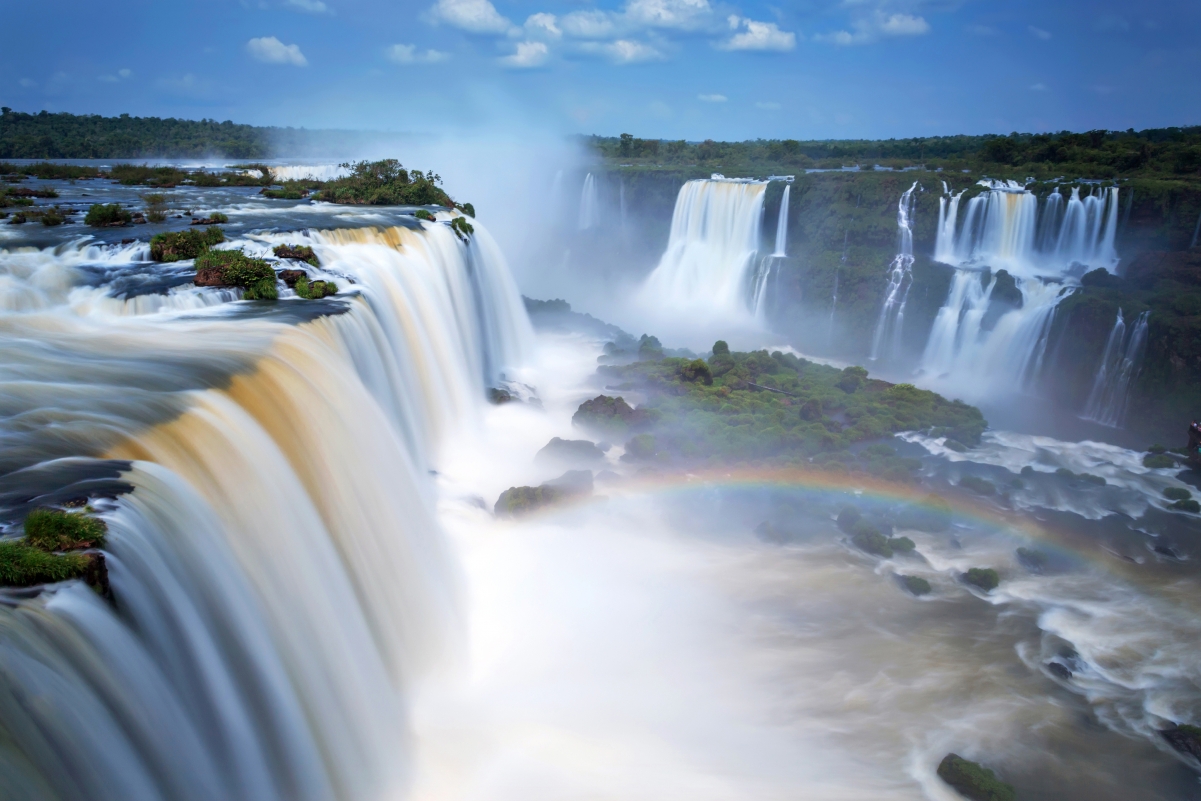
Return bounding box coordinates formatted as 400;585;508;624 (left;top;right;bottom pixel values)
278;269;307;287
535;437;605;469
936;753;1015;801
494;470;593;517
1161;725;1201;762
572;395;647;434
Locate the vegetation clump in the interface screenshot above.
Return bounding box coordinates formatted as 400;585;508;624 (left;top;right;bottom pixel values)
0;508;107;589
581;342;985;477
494;472;593;517
936;754;1015;801
1171;499;1201;513
963;568;1000;592
450;215;474;241
314;159;454;207
415;209;435;221
959;475;996;496
150;226;225;261
191;212;228;225
194;249;277;299
1144;452;1178;469
274;244;318;266
143;193;169;223
1016;547;1049;572
294;277;336;299
1164;486;1192;501
901;575;931;596
84;203;132;227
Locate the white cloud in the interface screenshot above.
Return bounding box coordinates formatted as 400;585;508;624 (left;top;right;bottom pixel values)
500;40;549;67
1030;82;1047;91
561;10;617;38
756;101;781;110
18;78;35;88
605;39;665;63
285;0;328;12
966;24;998;36
819;10;929;45
386;44;451;64
118;68;131;78
524;12;562;39
1028;25;1051;40
721;15;796;51
624;0;712;30
698;93;727;102
247;36;308;65
429;0;514;34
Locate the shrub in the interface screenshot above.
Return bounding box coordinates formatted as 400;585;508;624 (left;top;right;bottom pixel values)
852;523;892;557
459;202;475;217
1164;486;1192;501
963;567;1000;592
294;278;336;299
0;542;90;586
316;159;454;206
837;365;868;393
415;209;435;221
680;359;713;385
24;508;106;551
150;226;225;262
901;575;931;595
836;506;861;532
936;754;1015;801
194;250;276;297
143;193;169;223
623;433;658;461
243;279;278;301
1016;547;1049;571
1171;499;1201;513
712;340;730;355
450;215;474;241
40;210;64;226
84;203;132;227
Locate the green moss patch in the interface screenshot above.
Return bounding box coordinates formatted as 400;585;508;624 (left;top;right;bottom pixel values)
150;226;225;262
273;244;318;266
936;754;1015;801
85;203;132;227
963;567;1000;592
0;507;108;589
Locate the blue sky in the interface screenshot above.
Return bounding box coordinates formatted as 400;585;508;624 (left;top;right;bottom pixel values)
2;0;1198;140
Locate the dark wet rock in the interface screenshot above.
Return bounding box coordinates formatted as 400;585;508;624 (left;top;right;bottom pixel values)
1161;725;1201;762
194;266;230;287
278;269;308;287
535;437;605;468
1046;661;1072;680
487;387;512;404
1016;547;1049;572
962;567;1000;592
494;471;593;517
936;753;1015;801
1152;543;1182;560
273;244;318;266
959;475;996;496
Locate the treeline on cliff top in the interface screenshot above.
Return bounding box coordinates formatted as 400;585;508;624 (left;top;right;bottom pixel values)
589;127;1201;181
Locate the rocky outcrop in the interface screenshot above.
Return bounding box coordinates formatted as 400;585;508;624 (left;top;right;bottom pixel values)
936;753;1015;801
535;437;606;469
572;395;648;435
494;470;594;517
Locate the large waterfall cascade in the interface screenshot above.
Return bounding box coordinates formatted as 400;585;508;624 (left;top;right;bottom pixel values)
640;178;769;321
918;180;1121;399
870;182;918;361
750;183;792;316
1082;309;1150;427
0;212;533;800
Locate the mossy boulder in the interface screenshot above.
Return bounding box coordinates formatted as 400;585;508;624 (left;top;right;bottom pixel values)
1164;486;1192;501
535;437;605;468
963;567;1000;592
294;277;336;299
1171;499;1201;513
450;216;474;241
494;471;593;517
1143;453;1177;469
0;508;108;591
1016;547;1049;572
622;433;659;461
901;575;931;595
273;244;319;266
573;395;647;435
150;226;225;262
680;359;713;385
936;754;1015;801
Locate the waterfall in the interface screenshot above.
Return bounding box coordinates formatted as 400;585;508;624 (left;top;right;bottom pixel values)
1082;309;1150;427
640;178;768;320
578;173;600;230
772;184;790;257
918;270;1069;400
0;215;533;799
934;181;1120;276
870;182;918;361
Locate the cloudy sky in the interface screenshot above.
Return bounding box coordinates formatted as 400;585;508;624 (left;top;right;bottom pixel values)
2;0;1198;140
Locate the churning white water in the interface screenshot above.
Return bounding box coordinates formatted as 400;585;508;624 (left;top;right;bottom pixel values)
578;173;600;231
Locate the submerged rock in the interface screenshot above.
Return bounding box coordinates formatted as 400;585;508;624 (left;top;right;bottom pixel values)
1161;725;1201;762
536;437;606;468
936;753;1015;801
1046;661;1072;680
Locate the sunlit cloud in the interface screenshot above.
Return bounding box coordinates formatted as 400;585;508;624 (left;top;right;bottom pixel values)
698;93;727;102
720;16;797;51
756;101;782;110
246;36;308;66
500;40;549;68
428;0;515;35
524;12;562;39
818;11;930;45
386;44;451;64
285;0;328;13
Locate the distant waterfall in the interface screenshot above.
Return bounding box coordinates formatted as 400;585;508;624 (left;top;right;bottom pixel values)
641;178;767;319
578;173;600;230
934;181;1120;276
870;182;918;361
1082;309;1150;427
919;271;1068;399
772;184;791;257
